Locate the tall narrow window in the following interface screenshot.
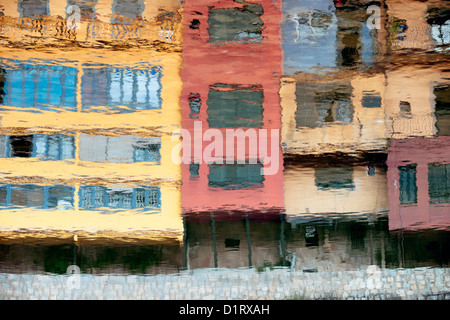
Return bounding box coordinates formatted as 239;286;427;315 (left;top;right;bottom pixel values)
398;164;418;205
428;163;450;204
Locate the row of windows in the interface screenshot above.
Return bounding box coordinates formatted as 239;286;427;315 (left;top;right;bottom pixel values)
0;60;162;112
0;134;161;163
0;184;161;211
17;0;145;24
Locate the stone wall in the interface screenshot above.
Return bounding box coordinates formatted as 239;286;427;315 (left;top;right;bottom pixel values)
1;266;449;300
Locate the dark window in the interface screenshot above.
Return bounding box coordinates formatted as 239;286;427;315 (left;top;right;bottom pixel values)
112;0;145;24
0;69;5;105
433;84;450;136
2;134;75;160
362;91;382;108
399;101;412;119
67;0;97;19
79;186;160;210
18;0;49;19
9;135;33;158
428;163;450;204
225;238;240;250
295;82;353;128
188;92;201;119
208;163;264;190
315;167;354;191
207;0;264;43
207;84;263;128
398;164;418;205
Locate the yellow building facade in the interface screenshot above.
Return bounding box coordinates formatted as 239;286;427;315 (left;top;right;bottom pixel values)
0;0;184;243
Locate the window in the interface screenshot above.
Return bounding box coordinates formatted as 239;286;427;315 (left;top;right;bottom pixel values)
0;69;5;105
0;134;75;160
111;0;145;24
18;0;49;19
0;184;74;209
295;82;353;128
79;185;160;210
362;91;382;108
188;93;201;119
82;66;162;112
208;163;264;190
207;1;264;43
398;164;418;205
79;135;160;163
433;84;450;136
428;163;450;204
207;84;263;128
0;59;77;111
315;167;354;191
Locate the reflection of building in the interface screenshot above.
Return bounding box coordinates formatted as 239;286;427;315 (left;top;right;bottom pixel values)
386;0;448;50
183;217;287;270
0;235;183;275
0;58;162;113
385;59;450;231
180;0;285;218
387;136;450;231
0;28;184;240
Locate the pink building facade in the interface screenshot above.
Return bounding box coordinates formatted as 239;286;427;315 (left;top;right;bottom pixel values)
387;136;450;231
180;0;285;221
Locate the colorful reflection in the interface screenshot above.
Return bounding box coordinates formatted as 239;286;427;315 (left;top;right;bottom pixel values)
0;0;448;300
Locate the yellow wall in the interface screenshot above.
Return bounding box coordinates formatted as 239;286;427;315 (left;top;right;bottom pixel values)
384;65;444;139
283;166;388;218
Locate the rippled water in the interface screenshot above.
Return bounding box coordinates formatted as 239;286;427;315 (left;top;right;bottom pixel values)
0;0;449;300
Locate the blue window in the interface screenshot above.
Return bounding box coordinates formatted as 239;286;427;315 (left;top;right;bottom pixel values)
79;185;161;211
82;66;162;112
0;59;77;111
398;164;418;205
0;134;75;160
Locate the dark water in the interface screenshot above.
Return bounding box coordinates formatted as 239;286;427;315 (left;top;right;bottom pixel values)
0;0;449;294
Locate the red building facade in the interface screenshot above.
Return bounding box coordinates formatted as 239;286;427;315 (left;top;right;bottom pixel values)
180;0;285;220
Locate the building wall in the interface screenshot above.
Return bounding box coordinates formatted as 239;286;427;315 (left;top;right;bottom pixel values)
180;0;285;216
284;165;388;218
281;73;388;155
